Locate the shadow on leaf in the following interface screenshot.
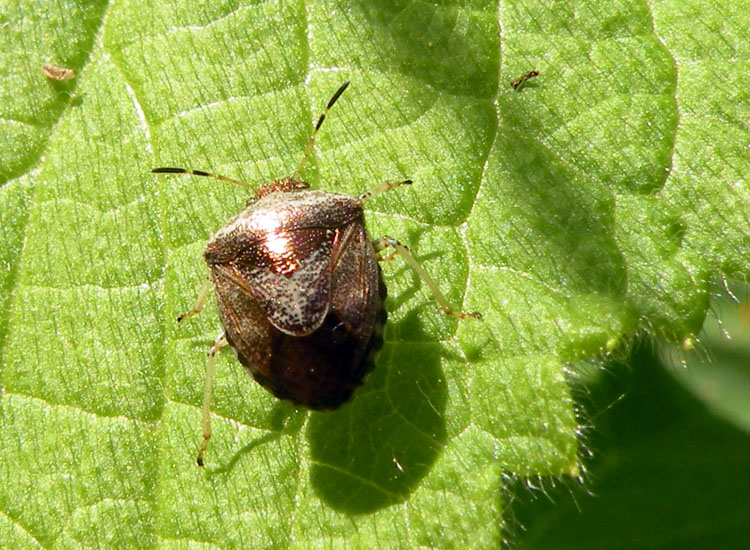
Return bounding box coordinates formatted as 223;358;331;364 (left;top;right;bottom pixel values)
208;430;282;476
306;312;450;513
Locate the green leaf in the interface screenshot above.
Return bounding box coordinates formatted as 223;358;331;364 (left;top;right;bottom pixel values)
513;339;750;549
1;0;747;548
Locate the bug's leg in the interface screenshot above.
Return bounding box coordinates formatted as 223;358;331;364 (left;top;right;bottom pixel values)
377;248;399;262
373;236;482;320
292;81;350;182
358;179;412;222
360;179;412;263
197;331;228;467
358;179;413;201
177;276;212;324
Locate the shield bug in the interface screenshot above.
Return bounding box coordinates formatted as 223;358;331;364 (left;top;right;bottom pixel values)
153;82;481;466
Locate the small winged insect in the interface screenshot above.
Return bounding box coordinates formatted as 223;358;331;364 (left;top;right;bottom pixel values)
153;82;481;466
510;70;539;90
41;63;76;81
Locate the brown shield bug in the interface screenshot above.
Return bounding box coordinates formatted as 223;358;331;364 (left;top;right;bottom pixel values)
153;82;481;466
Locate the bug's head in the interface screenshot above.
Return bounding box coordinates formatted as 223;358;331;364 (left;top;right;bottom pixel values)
252;177;310;203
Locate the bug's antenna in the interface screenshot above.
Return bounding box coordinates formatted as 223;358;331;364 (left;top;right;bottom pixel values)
292;81;350;183
151;167;253;190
